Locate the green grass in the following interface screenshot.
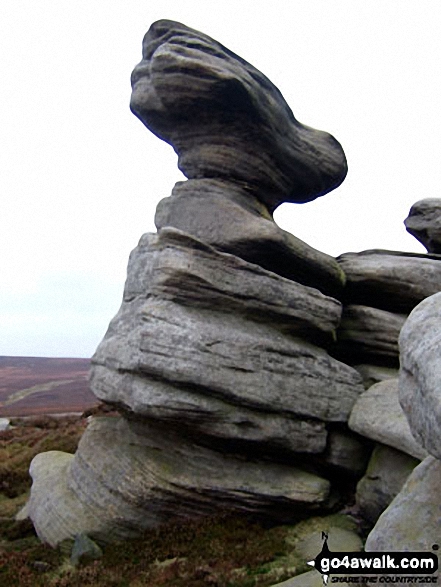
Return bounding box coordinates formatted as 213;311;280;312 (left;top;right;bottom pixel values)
0;415;363;587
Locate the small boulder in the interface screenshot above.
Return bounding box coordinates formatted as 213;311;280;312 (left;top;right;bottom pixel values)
70;533;103;567
366;456;441;562
405;198;441;253
348;379;428;460
356;443;419;524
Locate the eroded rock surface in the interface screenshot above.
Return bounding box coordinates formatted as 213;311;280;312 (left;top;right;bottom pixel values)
337;250;441;313
335;305;406;366
348;379;428;460
356;444;419;524
399;292;441;459
29;418;331;546
365;456;441;559
405;198;441;253
130;20;347;211
155;179;345;297
27;20;361;545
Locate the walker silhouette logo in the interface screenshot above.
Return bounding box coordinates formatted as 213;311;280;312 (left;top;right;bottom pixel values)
307;532;438;585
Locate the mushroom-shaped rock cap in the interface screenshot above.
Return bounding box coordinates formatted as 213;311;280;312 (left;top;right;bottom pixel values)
130;20;347;212
404;198;441;254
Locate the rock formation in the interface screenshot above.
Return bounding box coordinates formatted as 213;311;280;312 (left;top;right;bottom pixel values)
363;292;441;580
26;20;365;547
405;198;441;253
24;21;441;576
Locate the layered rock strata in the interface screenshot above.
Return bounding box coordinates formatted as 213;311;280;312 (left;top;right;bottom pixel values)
27;20;363;546
130;20;347;211
334;247;441;376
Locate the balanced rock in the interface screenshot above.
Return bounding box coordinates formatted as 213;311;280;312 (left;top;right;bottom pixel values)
405;198;441;253
27;20;358;544
399;291;441;460
130;20;347;211
337;250;441;313
348;379;428;460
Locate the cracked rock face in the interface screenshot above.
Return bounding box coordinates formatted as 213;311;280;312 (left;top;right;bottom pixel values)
130;19;347;211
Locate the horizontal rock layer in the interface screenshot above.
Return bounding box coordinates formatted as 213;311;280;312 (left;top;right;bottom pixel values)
334;305;406;365
337;249;441;313
130;20;347;210
91;230;363;440
155;179;346;297
28;417;331;546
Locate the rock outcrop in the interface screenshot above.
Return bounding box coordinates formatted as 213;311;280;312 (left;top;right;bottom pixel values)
25;20;441;568
399;291;441;459
405;198;441;253
364;292;441;577
26;19;363;546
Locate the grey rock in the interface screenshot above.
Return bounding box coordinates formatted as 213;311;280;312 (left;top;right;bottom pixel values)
365;456;441;567
337;249;441;313
155;179;345;297
348;379;428;460
91;228;363;441
130;20;347;212
335;305;406;365
356;443;419;524
70;533;103;566
28;417;331;546
323;428;371;475
123;227;342;344
92;304;361;427
0;418;10;431
399;291;441;459
353;364;399;389
405;198;441;253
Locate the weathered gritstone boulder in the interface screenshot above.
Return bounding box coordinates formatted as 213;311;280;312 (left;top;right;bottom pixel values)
334;305;406;366
365;456;441;564
91;229;363;454
337;250;441;313
28;417;331;546
399;291;441;459
405;198;441;254
348;379;428;460
28;20;357;544
155;179;345;297
356;444;419;524
130;20;347;211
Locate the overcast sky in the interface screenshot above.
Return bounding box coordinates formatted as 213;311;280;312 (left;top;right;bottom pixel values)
2;1;441;358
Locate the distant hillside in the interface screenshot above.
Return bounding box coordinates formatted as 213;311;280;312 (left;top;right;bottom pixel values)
0;356;98;417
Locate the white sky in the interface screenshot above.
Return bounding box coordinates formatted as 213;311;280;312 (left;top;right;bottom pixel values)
1;1;440;358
